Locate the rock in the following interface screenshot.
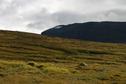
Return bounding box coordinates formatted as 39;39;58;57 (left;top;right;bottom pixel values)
36;65;44;69
79;62;88;67
0;73;5;77
76;62;88;70
27;62;35;66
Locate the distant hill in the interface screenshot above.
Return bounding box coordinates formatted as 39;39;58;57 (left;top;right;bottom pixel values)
42;22;126;43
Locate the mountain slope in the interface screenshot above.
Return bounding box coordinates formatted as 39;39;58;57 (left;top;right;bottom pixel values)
42;22;126;43
0;30;126;84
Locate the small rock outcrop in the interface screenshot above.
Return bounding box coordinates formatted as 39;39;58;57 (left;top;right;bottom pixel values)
76;62;88;70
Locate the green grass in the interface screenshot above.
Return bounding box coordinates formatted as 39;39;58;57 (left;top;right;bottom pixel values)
0;30;126;84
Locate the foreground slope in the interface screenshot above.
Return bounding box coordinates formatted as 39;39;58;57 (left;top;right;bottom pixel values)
42;22;126;43
0;30;126;84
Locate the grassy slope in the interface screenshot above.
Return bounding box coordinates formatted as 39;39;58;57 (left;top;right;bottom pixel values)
0;30;126;84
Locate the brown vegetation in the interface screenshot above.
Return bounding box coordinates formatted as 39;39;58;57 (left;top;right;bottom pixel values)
0;30;126;84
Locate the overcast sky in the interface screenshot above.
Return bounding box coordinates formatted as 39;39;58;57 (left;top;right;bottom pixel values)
0;0;126;33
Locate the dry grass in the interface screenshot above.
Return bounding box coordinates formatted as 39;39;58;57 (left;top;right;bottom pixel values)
0;30;126;84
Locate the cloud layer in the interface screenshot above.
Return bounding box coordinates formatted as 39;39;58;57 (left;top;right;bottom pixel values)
0;0;126;33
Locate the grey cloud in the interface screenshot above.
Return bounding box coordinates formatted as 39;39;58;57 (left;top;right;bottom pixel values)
26;8;126;33
0;0;126;33
115;0;126;5
53;11;85;24
26;8;58;31
83;9;126;21
26;11;86;32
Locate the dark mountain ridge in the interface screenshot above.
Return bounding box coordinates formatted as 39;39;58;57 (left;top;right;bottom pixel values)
42;22;126;43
